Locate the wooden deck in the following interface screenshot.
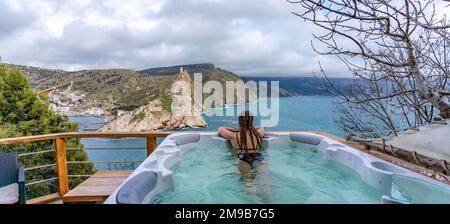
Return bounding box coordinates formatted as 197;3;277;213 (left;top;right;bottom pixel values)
27;193;63;204
63;170;133;203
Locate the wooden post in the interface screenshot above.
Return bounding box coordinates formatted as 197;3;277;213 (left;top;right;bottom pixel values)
55;138;69;196
146;137;157;157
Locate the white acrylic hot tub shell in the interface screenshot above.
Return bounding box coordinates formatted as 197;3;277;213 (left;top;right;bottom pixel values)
104;132;450;204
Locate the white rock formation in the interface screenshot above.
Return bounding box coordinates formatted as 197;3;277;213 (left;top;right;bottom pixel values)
99;68;207;132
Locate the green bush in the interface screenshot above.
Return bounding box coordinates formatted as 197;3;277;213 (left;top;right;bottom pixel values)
0;65;95;199
161;93;172;112
130;112;145;123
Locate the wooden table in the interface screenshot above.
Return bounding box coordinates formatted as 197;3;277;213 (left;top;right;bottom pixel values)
63;170;133;203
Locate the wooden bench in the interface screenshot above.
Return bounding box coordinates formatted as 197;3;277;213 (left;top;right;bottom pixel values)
63;170;133;203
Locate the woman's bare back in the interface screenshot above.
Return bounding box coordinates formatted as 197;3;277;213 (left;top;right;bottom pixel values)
218;127;265;151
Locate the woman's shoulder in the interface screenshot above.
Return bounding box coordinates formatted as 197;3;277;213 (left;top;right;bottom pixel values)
256;127;266;137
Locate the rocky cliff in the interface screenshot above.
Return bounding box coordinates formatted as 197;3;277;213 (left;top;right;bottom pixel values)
98;68;207;131
2;63;245;115
1;63;244;131
2;62;292;131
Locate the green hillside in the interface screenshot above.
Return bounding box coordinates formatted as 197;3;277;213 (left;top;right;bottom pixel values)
2;63;245;116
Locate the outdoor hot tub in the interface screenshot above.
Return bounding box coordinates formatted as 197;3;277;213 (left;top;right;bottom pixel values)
104;132;450;204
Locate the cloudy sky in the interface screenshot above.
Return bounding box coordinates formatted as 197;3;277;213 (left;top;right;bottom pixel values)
0;0;447;77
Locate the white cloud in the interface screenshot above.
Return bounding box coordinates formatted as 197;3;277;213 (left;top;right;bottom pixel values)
1;0;446;77
0;1;36;36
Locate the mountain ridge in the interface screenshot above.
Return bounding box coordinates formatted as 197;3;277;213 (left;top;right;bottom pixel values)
1;63;244;117
242;76;354;96
139;63;216;76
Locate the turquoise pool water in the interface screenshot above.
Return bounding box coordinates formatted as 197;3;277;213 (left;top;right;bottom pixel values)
151;141;384;204
389;175;450;204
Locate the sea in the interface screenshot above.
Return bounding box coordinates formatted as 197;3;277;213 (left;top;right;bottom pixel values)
69;96;343;170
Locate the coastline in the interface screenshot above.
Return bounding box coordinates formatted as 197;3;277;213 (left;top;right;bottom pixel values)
70;96;342;135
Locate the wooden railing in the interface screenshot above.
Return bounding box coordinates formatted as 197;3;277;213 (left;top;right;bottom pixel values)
0;132;174;200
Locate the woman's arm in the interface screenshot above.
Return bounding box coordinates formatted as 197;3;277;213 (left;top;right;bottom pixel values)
218;127;238;139
222;127;239;132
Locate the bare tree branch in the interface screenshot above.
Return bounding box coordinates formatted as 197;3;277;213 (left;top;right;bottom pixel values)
290;0;450;138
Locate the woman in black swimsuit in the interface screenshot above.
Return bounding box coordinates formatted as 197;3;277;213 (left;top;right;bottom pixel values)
218;111;265;165
218;111;272;202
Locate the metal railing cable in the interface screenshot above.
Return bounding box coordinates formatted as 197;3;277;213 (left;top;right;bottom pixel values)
25;163;57;171
17;147;145;190
18;149;55;157
67;147;146;150
26;177;58;186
